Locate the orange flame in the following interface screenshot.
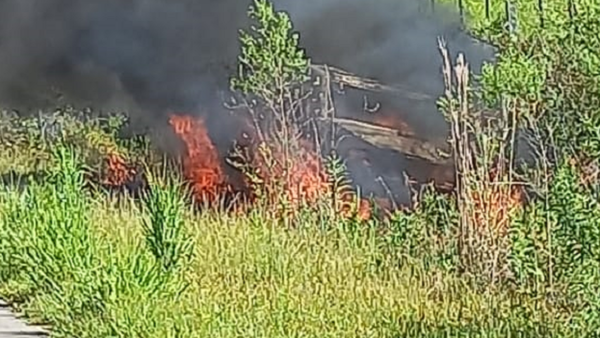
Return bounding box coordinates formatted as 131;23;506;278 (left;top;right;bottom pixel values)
250;142;328;205
168;113;371;220
470;170;523;237
169;114;230;203
103;152;136;187
99;112;525;226
247;139;372;220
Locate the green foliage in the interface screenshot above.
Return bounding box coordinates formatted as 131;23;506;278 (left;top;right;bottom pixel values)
228;0;314;217
325;152;351;195
231;0;309;100
534;14;600;158
466;2;600;158
385;186;459;270
142;174;194;274
0;146;103;325
479;49;546;105
0;145;191;336
4;146;92;291
509;159;600;285
0;107;154;176
324;152;354;212
508;157;600;336
508;202;549;287
0;118;596;336
549;160;600;271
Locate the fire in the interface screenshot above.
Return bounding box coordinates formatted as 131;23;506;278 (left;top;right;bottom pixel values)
167;113;371;220
94;110;534;233
102;151;136;187
469;170;523;237
340;196;372;220
248;140;371;219
168;115;231;203
100;113;521;225
249;141;329;205
96;113;375;220
98;113;526;226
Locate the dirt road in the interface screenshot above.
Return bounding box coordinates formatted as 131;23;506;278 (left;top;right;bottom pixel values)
0;300;47;338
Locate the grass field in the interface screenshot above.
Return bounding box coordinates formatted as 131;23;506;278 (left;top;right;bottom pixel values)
0;141;579;337
1;0;600;337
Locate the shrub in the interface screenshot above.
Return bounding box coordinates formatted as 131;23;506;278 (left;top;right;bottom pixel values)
141;172;194;274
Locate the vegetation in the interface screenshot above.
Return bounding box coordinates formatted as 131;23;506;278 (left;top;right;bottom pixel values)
0;0;599;337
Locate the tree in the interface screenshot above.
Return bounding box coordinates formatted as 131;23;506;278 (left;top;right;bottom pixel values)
231;0;309;104
230;0;312;166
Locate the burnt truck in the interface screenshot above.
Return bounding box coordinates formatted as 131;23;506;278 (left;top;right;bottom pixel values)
306;64;456;207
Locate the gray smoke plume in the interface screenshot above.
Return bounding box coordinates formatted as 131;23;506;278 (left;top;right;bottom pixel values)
0;0;495;202
0;1;248;116
0;0;493;121
281;0;495;135
278;0;495;203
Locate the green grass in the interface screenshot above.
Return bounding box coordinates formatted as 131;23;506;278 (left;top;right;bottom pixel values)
0;166;569;337
0;138;594;337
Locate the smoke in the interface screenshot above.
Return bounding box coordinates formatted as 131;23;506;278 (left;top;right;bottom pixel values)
282;0;495;132
0;0;493;117
0;1;247;115
277;0;495;202
0;0;495;202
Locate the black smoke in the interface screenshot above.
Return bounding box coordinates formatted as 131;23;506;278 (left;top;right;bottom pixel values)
0;1;248;117
0;0;495;203
0;0;493;121
282;0;494;133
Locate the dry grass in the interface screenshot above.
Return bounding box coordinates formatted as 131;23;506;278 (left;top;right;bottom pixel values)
438;40;524;285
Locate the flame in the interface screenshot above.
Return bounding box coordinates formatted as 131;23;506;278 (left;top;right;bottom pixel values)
97;112;527;226
96;113;375;220
340;196;372;220
168;114;231;203
167;113;371;220
470;169;523;237
249;141;371;219
249;141;328;206
103;151;136;187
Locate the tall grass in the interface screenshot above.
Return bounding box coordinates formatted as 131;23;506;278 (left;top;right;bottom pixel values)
0;145;195;337
0;145;103;326
438;40;523;286
141;171;194;274
0;135;560;337
0;130;596;337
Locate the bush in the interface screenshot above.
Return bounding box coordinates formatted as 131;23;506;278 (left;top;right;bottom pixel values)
141;172;194;274
0;146;193;336
0;146;102;324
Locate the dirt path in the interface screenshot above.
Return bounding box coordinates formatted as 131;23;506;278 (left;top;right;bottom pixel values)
0;300;48;337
